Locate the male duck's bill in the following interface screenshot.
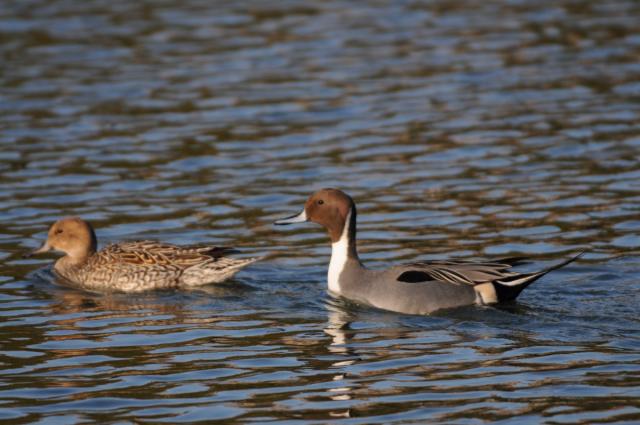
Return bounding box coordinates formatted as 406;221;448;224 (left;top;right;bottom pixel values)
274;210;307;225
274;188;583;315
26;217;258;292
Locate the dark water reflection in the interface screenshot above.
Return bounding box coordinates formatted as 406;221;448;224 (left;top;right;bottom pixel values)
1;0;640;423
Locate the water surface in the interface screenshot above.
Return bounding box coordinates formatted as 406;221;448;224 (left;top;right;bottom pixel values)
1;0;640;423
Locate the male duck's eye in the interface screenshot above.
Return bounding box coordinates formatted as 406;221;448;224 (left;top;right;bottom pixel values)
317;200;324;205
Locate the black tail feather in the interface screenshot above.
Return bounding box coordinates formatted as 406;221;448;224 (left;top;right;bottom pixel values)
495;256;530;267
492;251;584;302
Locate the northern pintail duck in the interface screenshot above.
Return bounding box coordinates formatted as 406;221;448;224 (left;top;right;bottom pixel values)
25;217;258;292
275;188;581;315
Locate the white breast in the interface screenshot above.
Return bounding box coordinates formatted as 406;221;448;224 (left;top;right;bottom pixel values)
328;238;348;294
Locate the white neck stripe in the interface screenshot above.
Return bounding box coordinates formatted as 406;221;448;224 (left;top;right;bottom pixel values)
328;209;351;294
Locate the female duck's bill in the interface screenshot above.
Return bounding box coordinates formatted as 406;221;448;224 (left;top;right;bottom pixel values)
274;188;583;315
25;242;52;257
25;217;259;292
25;240;53;257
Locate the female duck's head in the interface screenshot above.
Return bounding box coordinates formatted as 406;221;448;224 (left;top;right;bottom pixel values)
26;217;97;262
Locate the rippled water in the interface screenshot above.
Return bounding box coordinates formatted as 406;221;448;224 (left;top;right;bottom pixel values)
2;0;640;423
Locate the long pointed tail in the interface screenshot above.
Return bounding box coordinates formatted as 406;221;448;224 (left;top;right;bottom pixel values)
492;251;584;302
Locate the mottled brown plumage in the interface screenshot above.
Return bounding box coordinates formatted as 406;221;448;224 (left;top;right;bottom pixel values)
26;217;258;292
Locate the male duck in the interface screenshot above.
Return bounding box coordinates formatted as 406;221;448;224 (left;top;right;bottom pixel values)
275;188;581;315
25;217;258;292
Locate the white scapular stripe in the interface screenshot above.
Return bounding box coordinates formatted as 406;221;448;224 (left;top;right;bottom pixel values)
498;273;539;287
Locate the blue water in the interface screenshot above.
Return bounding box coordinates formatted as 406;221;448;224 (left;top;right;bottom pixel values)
1;0;640;423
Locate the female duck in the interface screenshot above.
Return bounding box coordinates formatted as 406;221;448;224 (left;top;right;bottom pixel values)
275;188;581;315
26;217;258;292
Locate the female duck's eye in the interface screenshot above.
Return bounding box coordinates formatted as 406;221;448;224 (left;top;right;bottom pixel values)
317;200;324;205
55;229;63;234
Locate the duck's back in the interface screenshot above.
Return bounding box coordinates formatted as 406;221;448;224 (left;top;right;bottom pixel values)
55;241;253;292
373;273;478;314
335;265;478;315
